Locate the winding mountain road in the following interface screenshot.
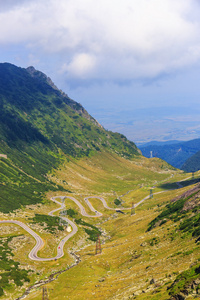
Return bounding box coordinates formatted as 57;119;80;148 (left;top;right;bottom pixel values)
0;177;190;261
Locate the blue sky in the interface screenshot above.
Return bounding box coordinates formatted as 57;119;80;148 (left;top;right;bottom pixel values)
1;0;200;143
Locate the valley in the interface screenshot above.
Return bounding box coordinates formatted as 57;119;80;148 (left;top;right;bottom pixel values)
0;63;199;300
0;152;199;300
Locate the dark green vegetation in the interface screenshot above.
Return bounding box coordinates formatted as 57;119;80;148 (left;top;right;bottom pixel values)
114;198;121;206
65;209;101;241
0;63;139;213
139;138;200;170
75;218;101;241
168;262;200;298
63;209;101;241
148;236;160;246
147;186;200;238
179;214;200;237
0;236;30;296
0;157;61;213
30;214;64;233
65;208;101;241
65;209;78;218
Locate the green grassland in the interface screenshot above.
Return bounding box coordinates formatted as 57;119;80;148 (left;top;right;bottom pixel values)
24;172;200;300
49;153;177;196
0;152;199;300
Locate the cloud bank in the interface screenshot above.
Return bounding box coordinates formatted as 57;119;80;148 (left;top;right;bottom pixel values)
1;0;200;84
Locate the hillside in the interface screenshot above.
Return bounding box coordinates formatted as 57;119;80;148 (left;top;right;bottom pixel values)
139;138;200;169
0;63;139;212
20;170;200;300
182;150;200;172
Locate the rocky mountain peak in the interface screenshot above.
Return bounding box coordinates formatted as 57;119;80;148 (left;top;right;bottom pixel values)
26;66;64;94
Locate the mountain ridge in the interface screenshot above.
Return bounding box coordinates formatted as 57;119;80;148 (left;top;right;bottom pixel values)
182;150;200;172
0;62;140;212
139;138;200;170
26;65;102;128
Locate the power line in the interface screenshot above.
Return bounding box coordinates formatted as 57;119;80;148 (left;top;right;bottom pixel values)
131;202;135;215
42;287;49;300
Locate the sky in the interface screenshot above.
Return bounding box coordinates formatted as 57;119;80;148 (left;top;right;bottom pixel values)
1;0;200;144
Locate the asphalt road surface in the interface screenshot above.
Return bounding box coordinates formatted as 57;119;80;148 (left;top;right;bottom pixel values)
0;177;189;261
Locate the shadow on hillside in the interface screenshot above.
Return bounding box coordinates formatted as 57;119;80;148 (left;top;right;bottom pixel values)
159;178;200;190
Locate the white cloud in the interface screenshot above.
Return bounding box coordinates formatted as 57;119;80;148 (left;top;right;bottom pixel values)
1;0;200;82
62;53;96;78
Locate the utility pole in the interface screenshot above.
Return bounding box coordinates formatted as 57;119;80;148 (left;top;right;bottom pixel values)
131;202;135;215
192;172;195;179
42;287;49;300
95;235;101;255
150;189;153;199
150;151;153;158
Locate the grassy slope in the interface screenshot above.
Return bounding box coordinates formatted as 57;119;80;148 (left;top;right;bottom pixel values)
24;168;200;300
0;63;139;212
49;154;176;195
1;152;198;300
0;155;62;212
147;184;200;235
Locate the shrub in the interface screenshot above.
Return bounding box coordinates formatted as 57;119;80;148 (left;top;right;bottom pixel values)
114;199;121;206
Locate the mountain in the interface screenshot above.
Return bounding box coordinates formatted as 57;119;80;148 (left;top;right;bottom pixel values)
182;150;200;172
139;138;200;169
0;63;140;212
138;140;183;148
